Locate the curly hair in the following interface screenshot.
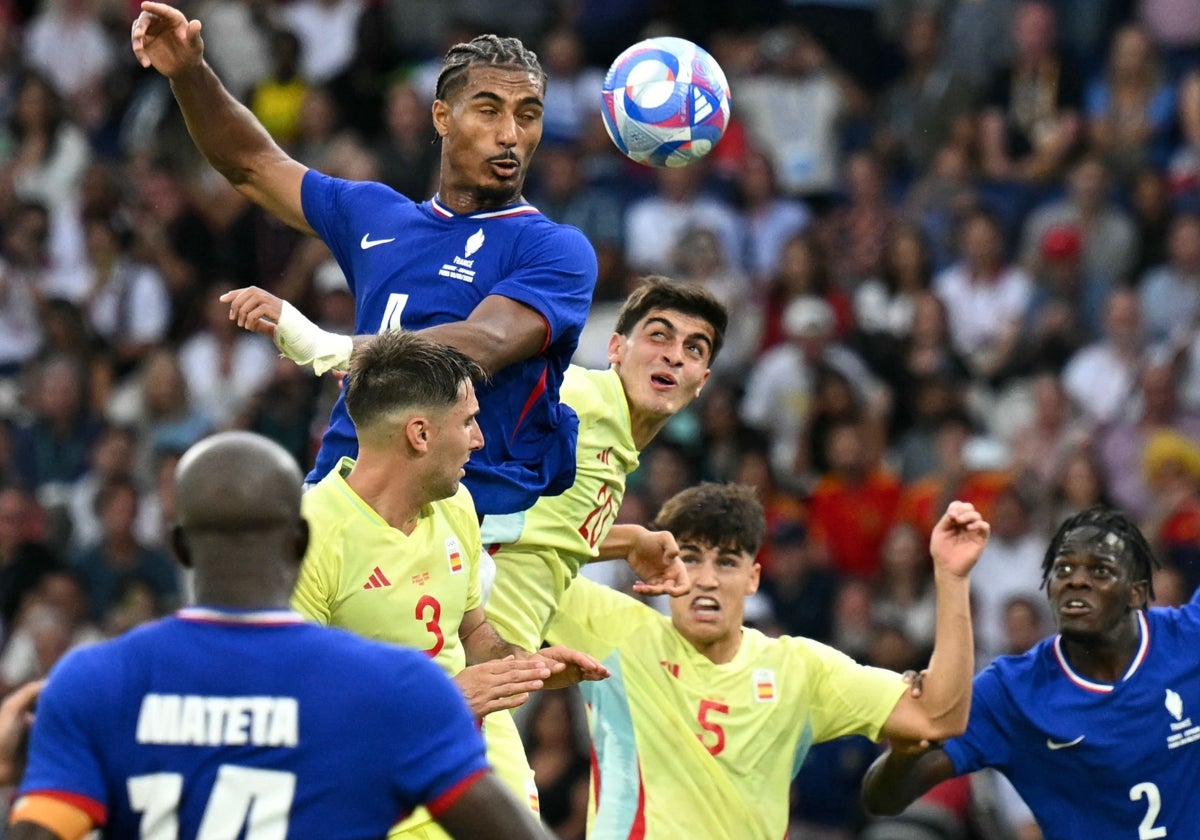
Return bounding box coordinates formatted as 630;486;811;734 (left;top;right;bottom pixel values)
435;35;546;102
1041;506;1160;602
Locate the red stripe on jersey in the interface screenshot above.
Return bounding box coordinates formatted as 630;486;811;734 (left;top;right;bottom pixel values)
590;741;601;807
374;566;391;586
426;768;489;818
535;311;552;354
627;762;647;839
510;364;548;443
19;789;108;826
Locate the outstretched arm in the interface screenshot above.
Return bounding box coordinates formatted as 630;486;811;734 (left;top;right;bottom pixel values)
861;743;959;816
878;501;988;742
131;2;311;233
221;287;548;377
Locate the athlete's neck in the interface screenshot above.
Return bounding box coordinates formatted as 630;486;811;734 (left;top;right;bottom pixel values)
344;456;424;535
688;627;744;666
435;186;525;215
1059;610;1142;684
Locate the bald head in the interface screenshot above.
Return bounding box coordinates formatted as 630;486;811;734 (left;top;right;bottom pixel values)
175;432;302;532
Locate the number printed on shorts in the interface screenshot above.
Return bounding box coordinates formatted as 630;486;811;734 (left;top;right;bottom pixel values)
696;699;729;756
128;765;296;839
415;594;445;657
1130;781;1167;839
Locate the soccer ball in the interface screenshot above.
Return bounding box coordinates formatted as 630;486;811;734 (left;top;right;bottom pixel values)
601;36;731;168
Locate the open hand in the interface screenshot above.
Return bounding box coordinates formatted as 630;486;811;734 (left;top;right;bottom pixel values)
220;286;282;340
453;657;551;717
626;529;691;597
533;645;610;689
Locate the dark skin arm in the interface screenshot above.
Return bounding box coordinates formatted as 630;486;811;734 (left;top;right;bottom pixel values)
860;743;958;816
435;773;550;839
7;825;63;840
131;2;312;234
224;288;550;377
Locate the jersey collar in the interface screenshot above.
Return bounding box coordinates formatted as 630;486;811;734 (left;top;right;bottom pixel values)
1052;610;1150;693
177;607;307;626
429;195;541;219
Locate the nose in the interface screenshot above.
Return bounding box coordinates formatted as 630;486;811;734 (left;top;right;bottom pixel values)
693;562;718;590
471;421;485;452
496;111;517;147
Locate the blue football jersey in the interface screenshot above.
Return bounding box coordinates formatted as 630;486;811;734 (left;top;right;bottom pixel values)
944;607;1200;839
18;608;489;839
300;172;597;515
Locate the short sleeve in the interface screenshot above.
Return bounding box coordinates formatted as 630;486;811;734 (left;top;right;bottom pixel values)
291;498;340;625
790;638;908;743
18;648;113;825
489;223;596;349
546;576;658;661
942;666;1014;774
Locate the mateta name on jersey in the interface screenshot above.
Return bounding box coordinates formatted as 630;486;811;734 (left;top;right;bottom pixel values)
135;694;298;747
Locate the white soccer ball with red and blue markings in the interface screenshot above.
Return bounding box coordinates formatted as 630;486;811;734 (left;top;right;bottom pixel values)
601;36;731;168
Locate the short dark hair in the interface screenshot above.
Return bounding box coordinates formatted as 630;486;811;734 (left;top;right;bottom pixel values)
435;34;547;102
613;276;730;363
1041;506;1160;601
651;482;765;556
345;332;485;432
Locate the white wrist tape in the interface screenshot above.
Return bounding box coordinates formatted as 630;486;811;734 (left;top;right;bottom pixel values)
275;301;353;376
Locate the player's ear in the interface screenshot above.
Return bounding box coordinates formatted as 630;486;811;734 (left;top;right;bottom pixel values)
696;368;711;398
746;561;761;596
406;417;430;452
432;99;451;137
607;332;625;367
170;524;192;570
1129;579;1149;610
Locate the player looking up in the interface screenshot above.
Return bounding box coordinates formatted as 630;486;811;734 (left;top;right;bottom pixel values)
486;276;729;653
131;2;596;521
7;431;550;840
546;485;988;839
862;506;1200;839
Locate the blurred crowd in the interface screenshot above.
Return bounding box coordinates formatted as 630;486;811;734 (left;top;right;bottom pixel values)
1;0;1199;837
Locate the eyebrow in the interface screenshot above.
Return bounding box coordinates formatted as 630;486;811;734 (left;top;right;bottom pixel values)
469;91;544;109
645;316;714;353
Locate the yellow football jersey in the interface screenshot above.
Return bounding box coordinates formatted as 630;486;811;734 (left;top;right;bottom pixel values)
487;365;638;651
547;578;908;839
294;457;482;675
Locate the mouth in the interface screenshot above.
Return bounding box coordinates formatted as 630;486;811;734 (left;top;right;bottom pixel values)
691;596;720;620
489;156;520;177
650;372;678;391
1059;598;1091;617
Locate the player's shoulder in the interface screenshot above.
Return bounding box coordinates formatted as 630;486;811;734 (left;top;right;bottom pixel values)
304;169;412;207
511;215;596;261
434;485;481;530
562;365;619;412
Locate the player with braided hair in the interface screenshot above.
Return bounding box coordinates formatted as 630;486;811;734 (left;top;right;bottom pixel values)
863;505;1200;839
132;3;596;522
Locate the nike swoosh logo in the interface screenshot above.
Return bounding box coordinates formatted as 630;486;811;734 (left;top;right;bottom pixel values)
360;234;396;249
1046;736;1085;750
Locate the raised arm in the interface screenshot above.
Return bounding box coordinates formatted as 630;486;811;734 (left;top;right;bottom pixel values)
131;2;312;234
877;501;987;742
